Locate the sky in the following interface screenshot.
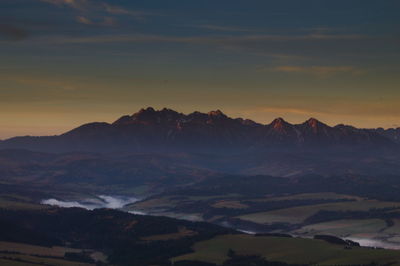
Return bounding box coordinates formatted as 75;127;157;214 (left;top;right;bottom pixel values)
0;0;400;139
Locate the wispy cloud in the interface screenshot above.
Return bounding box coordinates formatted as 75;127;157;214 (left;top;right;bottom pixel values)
195;24;257;33
38;32;394;61
39;33;369;44
102;3;150;20
39;0;151;21
243;102;400;122
269;65;364;77
76;16;116;26
13;7;400;63
255;106;326;116
40;0;89;10
76;16;92;24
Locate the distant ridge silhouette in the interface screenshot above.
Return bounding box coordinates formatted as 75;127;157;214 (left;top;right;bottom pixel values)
0;107;398;153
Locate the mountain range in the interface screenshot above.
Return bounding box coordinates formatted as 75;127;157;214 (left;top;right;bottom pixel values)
0;107;399;153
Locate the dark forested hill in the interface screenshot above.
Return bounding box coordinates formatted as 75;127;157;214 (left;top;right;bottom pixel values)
0;207;233;265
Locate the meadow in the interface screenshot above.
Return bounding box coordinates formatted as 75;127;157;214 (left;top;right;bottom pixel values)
173;234;400;265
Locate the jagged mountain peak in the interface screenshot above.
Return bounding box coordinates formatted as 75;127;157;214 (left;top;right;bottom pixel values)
137;107;156;114
270;117;292;130
272;117;288;123
113;107;183;125
208;110;227;118
304;118;326;128
133;107;180;117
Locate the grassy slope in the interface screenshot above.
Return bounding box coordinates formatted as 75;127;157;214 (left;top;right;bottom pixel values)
237;200;400;224
0;253;94;266
0;241;83;257
173;234;400;265
253;192;362;202
293;219;387;236
0;241;104;265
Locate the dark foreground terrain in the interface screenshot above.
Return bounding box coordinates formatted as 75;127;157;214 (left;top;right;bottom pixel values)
1;205;400;266
0;206;232;265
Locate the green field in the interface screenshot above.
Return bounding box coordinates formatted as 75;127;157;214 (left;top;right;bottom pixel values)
0;193;47;210
293;219;387;237
0;241;83;257
0;241;106;265
237;200;400;224
173;234;400;265
291;218;400;249
384;219;400;234
0;253;94;266
250;192;362;202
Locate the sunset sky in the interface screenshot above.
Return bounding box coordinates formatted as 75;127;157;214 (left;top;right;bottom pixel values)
1;0;400;139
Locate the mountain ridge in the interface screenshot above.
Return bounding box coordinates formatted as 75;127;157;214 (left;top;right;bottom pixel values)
0;107;397;153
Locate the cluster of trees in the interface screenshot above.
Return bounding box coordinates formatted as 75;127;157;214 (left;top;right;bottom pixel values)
314;235;360;247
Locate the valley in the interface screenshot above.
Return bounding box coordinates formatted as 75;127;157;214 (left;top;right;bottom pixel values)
1;108;400;264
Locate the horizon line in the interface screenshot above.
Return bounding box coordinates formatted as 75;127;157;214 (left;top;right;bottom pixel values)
1;106;398;141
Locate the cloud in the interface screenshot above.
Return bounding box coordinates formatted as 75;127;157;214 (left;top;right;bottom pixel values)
41;32;397;59
102;3;150;20
38;0;152;30
20;17;399;62
195;24;257;33
76;16;91;24
269;65;364;77
39;33;368;44
40;0;150;21
76;16;116;26
0;24;29;41
256;106;324;116
247;99;400;119
40;0;89;10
